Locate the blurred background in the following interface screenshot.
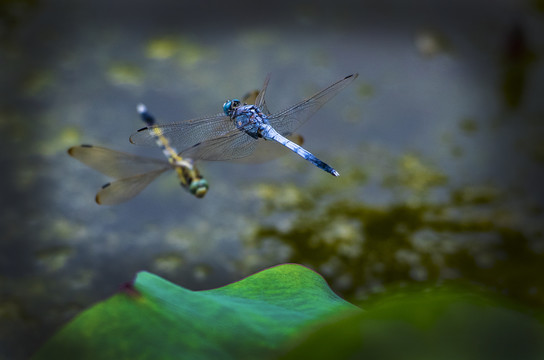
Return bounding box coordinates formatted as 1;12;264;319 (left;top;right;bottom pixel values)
1;0;543;358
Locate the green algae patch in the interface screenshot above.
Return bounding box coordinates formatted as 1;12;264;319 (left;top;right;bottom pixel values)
33;264;358;360
107;63;144;86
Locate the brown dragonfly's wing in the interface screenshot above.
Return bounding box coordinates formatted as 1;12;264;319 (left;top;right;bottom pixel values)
68;145;169;178
241;89;260;106
95;169;168;205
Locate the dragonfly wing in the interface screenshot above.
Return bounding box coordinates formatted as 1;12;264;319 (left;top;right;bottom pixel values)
68;145;169;179
181;130;258;161
95;169;168;205
242;76;271;114
129;113;233;151
254;74;271;115
267;73;358;135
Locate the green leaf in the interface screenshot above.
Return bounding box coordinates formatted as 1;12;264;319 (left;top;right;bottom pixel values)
33;264;358;360
280;286;544;360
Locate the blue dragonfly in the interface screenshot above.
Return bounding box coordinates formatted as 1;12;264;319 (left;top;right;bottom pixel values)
68;105;208;205
130;74;358;176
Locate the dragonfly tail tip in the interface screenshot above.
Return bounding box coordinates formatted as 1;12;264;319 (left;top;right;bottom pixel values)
137;103;147;114
332;170;340;177
345;73;359;80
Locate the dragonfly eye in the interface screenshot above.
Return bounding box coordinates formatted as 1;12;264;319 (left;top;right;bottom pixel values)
223;99;241;116
189;179;209;198
223;100;232;115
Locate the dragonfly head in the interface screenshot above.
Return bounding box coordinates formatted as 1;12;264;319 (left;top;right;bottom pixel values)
189;178;209;198
223;99;241;116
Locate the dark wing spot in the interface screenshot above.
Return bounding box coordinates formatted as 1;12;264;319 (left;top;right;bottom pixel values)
101;182;111;189
81;144;93;148
137;127;148;132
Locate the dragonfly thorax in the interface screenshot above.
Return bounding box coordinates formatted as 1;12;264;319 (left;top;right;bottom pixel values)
228;103;270;140
174;162;209;198
171;157;194;169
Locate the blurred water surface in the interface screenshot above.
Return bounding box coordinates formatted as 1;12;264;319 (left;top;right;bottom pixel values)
1;0;543;358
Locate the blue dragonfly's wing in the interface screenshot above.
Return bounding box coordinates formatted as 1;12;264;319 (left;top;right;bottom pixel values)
130;74;355;164
242;75;270;113
254;74;271;115
95;170;168;205
267;73;358;135
180;129;258;161
178;84;301;163
235;133;304;163
182;132;304;163
129;113;233;152
68;145;169;178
